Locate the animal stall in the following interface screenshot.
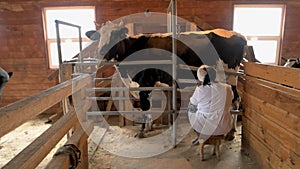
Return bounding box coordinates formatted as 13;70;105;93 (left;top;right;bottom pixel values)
0;73;93;169
241;62;300;169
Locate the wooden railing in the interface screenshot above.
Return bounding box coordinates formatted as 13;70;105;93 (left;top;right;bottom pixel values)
242;62;300;169
0;74;93;169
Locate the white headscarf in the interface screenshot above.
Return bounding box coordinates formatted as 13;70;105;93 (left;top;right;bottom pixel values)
197;65;208;82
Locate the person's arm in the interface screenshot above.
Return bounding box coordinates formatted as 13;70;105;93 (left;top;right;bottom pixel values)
188;86;205;113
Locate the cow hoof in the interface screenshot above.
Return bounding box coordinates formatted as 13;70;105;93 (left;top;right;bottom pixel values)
225;130;235;141
135;131;146;138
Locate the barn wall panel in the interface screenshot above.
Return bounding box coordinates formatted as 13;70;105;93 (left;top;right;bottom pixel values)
242;128;292;169
244;62;300;90
243;62;300;169
0;0;299;109
244;93;299;137
244;78;300;117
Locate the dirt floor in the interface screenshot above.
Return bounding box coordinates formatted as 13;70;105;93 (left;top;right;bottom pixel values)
0;115;259;169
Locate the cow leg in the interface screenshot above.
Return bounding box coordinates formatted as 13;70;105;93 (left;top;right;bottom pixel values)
135;91;151;138
231;85;240;110
135;115;147;138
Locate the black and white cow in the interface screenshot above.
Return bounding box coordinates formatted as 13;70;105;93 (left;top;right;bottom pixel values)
87;21;247;137
0;67;13;99
283;58;300;68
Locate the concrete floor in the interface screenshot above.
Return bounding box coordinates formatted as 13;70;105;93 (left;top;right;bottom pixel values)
89;122;260;169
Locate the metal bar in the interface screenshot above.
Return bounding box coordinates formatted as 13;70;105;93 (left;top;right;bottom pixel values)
94;78;114;81
167;0;173;11
78;27;83;63
87;96;167;101
87;97;138;101
86;110;175;116
55;21;63;67
72;60;173;66
177;78;198;84
55;20;81;28
88;87;173;92
171;0;178;147
55;20;83;74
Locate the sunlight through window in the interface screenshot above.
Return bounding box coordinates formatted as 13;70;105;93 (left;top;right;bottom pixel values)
233;5;285;64
43;7;95;68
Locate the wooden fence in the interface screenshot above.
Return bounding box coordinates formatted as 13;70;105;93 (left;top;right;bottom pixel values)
0;74;93;169
241;62;300;169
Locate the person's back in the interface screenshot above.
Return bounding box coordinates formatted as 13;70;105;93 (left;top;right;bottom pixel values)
188;65;234;141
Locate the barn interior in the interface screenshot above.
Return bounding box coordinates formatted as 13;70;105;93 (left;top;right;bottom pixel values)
0;0;299;169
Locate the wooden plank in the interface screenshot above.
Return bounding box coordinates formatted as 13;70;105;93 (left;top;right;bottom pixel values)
244;62;300;90
73;98;92;123
46;122;93;169
60;64;73;81
2;111;77;169
245;76;300;96
244;93;300;137
0;74;91;137
242;128;292;169
243;115;297;168
243;106;300;157
244;77;300;117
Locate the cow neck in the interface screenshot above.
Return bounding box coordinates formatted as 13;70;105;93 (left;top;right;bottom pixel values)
116;37;139;61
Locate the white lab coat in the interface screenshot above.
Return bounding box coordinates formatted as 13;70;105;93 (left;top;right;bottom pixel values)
188;82;233;136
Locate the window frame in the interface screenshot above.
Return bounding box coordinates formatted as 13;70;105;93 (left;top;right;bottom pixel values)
42;6;96;69
233;4;286;64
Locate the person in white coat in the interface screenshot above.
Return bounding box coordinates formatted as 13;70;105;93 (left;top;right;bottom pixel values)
188;65;234;144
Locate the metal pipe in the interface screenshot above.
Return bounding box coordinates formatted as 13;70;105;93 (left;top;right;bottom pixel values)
86;110;175;116
171;0;178;147
55;20;63;67
55;20;83;70
88;86;173;92
55;20;81;28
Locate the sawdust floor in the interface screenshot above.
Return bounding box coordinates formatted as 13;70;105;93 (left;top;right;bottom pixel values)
0;115;259;169
0;115;67;168
88;121;259;169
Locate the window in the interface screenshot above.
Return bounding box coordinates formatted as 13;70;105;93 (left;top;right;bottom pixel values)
43;7;96;68
233;4;285;64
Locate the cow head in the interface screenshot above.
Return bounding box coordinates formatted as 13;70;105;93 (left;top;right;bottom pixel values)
86;21;128;60
284;58;300;68
0;67;13;99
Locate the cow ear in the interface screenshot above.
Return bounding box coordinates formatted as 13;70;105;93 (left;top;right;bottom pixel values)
86;30;100;41
8;72;13;78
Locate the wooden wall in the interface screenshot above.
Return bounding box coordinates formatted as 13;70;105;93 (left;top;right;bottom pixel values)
0;0;299;107
242;62;300;169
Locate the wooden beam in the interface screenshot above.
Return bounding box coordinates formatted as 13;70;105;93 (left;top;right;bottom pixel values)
0;74;91;137
245;76;300;96
244;93;300;137
244;78;300;117
243;107;300;157
243;116;298;168
244;62;300;90
45;122;93;169
2;111;77;169
242;129;292;169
